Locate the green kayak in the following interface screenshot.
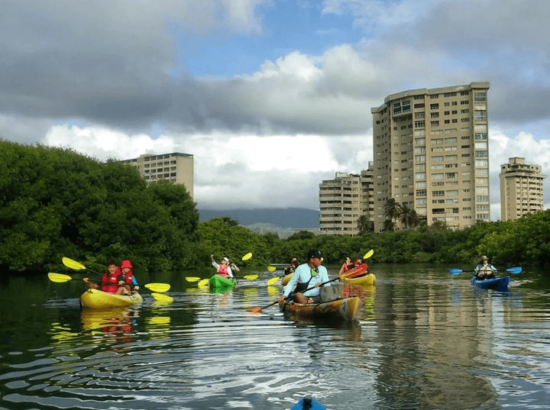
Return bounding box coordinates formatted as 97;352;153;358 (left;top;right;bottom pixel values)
209;274;236;289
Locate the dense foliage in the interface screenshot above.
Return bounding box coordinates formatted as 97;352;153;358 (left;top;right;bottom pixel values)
0;140;200;273
2;140;549;275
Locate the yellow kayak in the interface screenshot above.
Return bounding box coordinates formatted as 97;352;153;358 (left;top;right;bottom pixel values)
340;273;376;286
282;273;293;286
81;289;143;309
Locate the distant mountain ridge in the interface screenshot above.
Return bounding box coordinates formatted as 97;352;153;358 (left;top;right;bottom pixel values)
198;207;319;229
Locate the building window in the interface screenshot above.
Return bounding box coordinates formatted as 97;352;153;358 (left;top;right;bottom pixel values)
430;103;439;109
475;151;488;158
415;121;425;128
474;91;487;102
431;121;440;127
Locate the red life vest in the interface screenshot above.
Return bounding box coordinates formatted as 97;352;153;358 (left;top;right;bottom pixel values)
100;267;122;294
217;264;229;277
123;270;134;285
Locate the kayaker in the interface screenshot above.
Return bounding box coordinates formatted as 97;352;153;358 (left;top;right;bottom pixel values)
283;256;300;277
474;255;497;280
279;249;330;304
119;259;139;295
354;257;368;272
338;256;354;275
83;259;125;294
210;254;235;279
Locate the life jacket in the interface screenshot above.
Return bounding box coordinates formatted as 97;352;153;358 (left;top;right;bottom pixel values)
294;265;316;293
100;267;122;294
217;264;229;277
123;270;135;286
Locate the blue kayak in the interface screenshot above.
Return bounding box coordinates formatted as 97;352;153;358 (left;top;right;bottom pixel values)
471;275;511;291
289;397;327;410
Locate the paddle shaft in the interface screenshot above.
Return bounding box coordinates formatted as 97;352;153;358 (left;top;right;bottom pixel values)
250;276;340;312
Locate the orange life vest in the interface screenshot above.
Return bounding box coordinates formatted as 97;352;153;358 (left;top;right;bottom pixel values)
100;267;122;294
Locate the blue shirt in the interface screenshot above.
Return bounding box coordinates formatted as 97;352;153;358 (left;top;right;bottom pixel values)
283;263;330;297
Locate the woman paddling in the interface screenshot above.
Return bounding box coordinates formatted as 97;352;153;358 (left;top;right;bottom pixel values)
474;255;497;280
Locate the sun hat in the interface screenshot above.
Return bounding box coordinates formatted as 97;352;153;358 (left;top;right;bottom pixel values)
120;260;133;269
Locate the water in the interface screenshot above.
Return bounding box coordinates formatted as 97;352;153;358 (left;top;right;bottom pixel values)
1;264;549;409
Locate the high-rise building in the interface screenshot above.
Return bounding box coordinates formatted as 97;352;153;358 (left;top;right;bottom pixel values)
319;164;374;236
499;157;545;221
120;152;194;198
371;82;490;231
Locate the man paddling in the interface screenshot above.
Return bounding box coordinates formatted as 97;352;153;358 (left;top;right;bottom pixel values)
278;249;330;304
474;255;497;280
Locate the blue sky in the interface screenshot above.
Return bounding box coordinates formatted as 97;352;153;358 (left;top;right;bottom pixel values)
181;1;360;77
2;0;550;222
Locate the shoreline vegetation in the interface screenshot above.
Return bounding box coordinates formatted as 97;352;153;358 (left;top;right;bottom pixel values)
2;140;549;276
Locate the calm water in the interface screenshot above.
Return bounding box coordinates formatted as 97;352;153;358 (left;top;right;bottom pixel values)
1;264;549;410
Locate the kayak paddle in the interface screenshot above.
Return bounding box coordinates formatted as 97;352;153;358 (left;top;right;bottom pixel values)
267;266;277;272
449;267;523;275
185;277;201;282
246;276;340;313
48;272;73;283
62;257;172;294
243;274;258;280
242;252;253;261
267;276;280;286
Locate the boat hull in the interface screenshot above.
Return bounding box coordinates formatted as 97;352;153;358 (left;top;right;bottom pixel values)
80;289;143;309
470;275;510;291
279;296;360;322
340;272;376;286
289;397;326;410
209;274;236;289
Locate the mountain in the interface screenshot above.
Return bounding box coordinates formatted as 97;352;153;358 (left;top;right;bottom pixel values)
198;207;319;229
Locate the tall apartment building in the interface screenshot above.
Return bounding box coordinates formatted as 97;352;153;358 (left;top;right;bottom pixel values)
499;157;545;221
121;152;194;199
371;82;490;231
319;165;374;235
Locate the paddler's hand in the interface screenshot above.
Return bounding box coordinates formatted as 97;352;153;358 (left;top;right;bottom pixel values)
314;282;322;288
83;277;89;283
118;280;125;286
278;297;285;304
133;286;139;291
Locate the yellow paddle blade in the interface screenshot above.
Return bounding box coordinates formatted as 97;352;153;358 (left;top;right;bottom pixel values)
198;279;209;288
62;257;86;271
185;277;201;283
363;249;374;259
267;277;280;286
267;266;277;272
144;283;171;292
242;252;253;261
151;293;173;303
48;273;73;283
244;274;258;280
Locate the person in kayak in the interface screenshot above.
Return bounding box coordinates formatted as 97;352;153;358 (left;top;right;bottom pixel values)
474;255;497;280
338;256;354;276
119;259;139;295
354;256;368;272
210;254;236;279
283;256;300;277
279;249;330;304
83;259;132;295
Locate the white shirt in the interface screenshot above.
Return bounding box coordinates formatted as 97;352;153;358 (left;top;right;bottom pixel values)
283;263;330;297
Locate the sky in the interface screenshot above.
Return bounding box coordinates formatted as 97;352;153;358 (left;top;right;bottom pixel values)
2;0;550;220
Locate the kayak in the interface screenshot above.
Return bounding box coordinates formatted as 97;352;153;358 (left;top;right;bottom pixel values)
470;275;511;291
80;289;143;309
289;397;327;410
209;274;236;289
279;296;360;322
282;273;293;286
340;272;376;286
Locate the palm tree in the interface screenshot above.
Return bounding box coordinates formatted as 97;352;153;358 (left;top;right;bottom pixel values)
384;198;402;228
400;206;420;230
383;219;395;232
357;215;372;235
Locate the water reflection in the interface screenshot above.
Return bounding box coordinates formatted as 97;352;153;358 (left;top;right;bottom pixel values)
1;266;550;409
